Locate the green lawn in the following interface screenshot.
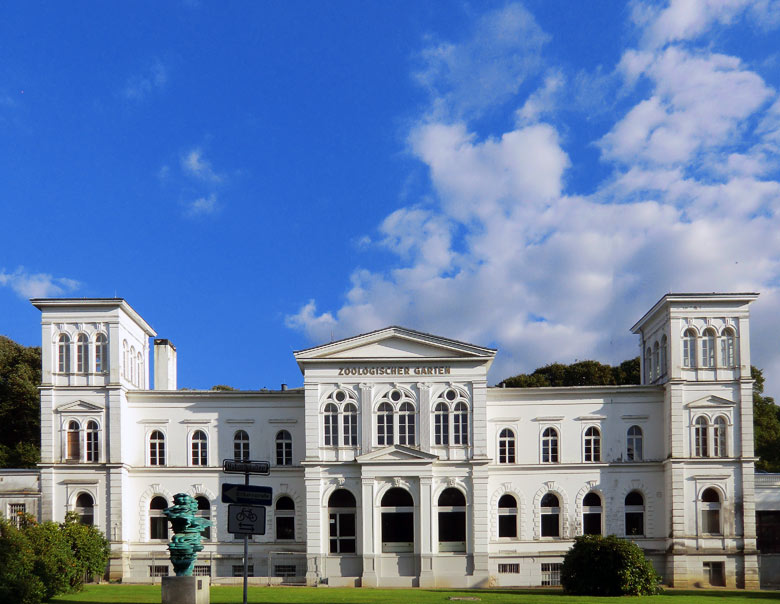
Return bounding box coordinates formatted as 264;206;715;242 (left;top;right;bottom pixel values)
49;585;780;604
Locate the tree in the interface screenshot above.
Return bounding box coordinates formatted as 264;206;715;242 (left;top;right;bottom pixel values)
211;384;236;391
0;336;41;468
561;534;661;596
61;511;110;588
499;357;640;388
25;520;78;599
0;519;45;604
753;366;780;472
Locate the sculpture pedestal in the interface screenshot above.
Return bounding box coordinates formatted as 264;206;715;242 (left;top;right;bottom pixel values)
162;576;210;604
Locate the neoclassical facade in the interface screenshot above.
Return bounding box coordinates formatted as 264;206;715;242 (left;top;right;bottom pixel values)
27;293;765;588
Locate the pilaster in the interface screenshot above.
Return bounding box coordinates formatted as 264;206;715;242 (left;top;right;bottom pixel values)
418;476;435;587
359;383;374;455
361;478;378;587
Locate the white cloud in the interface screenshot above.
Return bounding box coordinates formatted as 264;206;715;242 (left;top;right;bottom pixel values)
181;148;223;183
515;71;564;125
185;193;218;218
123;60;167;101
0;268;80;298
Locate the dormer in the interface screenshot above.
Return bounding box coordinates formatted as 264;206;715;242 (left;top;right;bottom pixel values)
32;298;156;389
631;293;757;384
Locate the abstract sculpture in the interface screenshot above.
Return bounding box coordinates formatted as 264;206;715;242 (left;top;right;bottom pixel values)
163;493;213;576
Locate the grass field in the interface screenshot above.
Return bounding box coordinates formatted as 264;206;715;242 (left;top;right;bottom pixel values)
49;585;780;604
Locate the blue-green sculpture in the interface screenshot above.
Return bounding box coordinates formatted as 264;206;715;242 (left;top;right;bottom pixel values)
163;493;212;576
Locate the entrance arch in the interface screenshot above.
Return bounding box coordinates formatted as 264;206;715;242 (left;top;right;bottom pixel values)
380;487;414;553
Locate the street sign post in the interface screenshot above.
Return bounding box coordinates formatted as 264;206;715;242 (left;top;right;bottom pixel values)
221;483;273;506
228;504;266;535
222;459;270;475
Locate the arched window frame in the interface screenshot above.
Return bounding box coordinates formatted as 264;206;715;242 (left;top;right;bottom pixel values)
582;491;603;535
275;495;295;541
433;402;449;446
76;333;89;374
540;492;561;538
275;430;292;466
74;492;95;526
58;333;71;373
660;334;668;376
321;388;358;448
234;430;250;461
497;493;518;539
713;416;728;458
682;328;697;368
196;496;211;540
437;487;467;552
66;419;81;461
323;403;338;447
190;429;208;466
498;428;516;464
701;327;716;368
432;387;470;447
148;430;166;466
327;488;357;554
721;327;736;367
375;388;416;447
342;402;358;447
583;426;601;462
149;496;169;540
694;416;709;457
95;333;108;373
85;420;99;462
541;427;559;463
627;425;643;461
699;487;723;535
624;491;645;536
380;487;414;552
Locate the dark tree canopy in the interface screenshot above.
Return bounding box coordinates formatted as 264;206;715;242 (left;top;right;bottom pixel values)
499;357;640;388
753;366;780;472
0;336;41;468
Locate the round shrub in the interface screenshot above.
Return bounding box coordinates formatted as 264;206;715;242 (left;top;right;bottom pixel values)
0;519;45;604
561;534;661;596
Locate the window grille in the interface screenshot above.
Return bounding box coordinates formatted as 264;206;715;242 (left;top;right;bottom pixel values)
232;565;253;577
273;565;297;578
498;563;520;573
8;503;26;528
541;562;562;586
149;565;169;577
193;565;211;576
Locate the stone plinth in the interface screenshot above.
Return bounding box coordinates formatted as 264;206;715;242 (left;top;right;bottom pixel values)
162;576;210;604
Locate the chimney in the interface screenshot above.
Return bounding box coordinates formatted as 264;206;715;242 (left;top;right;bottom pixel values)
154;339;177;390
281;383;287;391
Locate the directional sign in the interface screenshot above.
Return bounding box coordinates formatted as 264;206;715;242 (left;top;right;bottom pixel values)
221;483;273;506
223;459;270;475
228;504;266;535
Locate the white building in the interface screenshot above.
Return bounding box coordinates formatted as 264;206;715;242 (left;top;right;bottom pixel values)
24;293;770;588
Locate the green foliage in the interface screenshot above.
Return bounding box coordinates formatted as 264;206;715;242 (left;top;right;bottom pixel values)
0;336;41;468
752;366;780;472
500;357;640;388
211;384;237;391
0;519;45;604
61;512;110;589
26;520;79;599
561;534;661;596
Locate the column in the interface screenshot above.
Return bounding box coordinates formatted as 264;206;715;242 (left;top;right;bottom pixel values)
361;478;378;586
418;383;432;451
418;476;435;587
304;469;323;586
471;466;490;584
359;383;374;455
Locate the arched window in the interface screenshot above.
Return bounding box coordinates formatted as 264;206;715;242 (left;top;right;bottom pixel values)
498;494;518;538
137;352;144;388
683;328;696;368
700;488;721;535
434;403;449;446
95;333;108;373
276;430;292;466
645;347;653;382
721;328;736;367
652;341;660;379
377;402;394;446
191;430;207;466
713;416;727;457
381;488;414;552
694;416;709;457
627;425;643;461
701;328;716;368
625;491;644;536
76;334;89;373
542;427;559;463
323;403;338;447
122;340;128;378
149;430;165;466
196;496;211;540
584;427;601;462
234;430;250;461
58;334;71;373
582;492;602;535
149;496;168;540
499;428;516;464
398;402;415;446
540;493;560;537
438;488;466;552
328;489;356;554
67;420;81;461
342;403;358;447
75;493;94;526
275;496;295;540
660;335;668;376
453;402;469;445
86;420;99;462
129;346;136;384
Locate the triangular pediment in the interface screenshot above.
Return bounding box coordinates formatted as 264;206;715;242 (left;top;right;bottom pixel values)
55;400;104;413
355;445;439;464
294;326;496;370
685;395;737;409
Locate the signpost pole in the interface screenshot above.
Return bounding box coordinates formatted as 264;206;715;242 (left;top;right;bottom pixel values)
243;471;249;604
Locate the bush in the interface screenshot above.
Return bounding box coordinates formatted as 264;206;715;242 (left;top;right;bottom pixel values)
61;512;110;589
561;534;661;596
0;519;45;604
26;520;79;599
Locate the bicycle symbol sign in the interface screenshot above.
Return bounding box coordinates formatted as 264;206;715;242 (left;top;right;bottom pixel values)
228;504;266;535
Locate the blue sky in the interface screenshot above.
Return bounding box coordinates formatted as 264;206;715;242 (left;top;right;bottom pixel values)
2;1;780;396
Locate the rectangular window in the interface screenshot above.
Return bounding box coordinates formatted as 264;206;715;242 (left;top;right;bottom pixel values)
149;565;169;577
498;563;520;574
498;514;517;538
625;512;644;536
273;564;297;578
8;503;26;528
276;516;295;540
193;565;211;577
703;562;725;587
150;517;168;540
541;562;562;586
329;512;356;553
702;509;720;535
541;513;559;537
232;565;254;577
